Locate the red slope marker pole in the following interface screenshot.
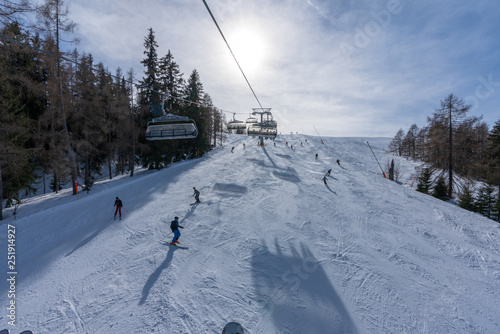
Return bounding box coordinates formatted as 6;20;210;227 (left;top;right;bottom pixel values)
75;179;79;199
314;126;325;145
367;141;386;178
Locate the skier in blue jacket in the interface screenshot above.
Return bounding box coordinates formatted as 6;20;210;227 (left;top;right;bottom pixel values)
170;216;184;245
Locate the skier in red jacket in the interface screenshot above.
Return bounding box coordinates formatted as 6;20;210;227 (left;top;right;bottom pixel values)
114;197;123;220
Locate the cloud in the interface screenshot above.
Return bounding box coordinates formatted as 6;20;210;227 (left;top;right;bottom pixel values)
66;0;500;137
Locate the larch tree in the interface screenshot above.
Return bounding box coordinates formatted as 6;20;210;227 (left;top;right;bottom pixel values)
427;94;471;198
37;0;79;194
389;128;404;156
0;22;40;219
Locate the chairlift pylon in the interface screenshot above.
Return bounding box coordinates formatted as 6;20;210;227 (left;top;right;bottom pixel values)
247;108;277;139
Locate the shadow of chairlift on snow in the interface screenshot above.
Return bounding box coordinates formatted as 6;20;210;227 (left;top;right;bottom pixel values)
250;240;359;333
256;145;301;184
213;183;248;198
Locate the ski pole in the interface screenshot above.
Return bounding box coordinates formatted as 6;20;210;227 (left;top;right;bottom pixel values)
367;141;386;178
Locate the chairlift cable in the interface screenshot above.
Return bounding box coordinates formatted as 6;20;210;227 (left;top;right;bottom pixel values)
201;0;265;110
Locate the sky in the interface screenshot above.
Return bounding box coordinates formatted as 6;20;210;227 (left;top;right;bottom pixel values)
61;0;500;137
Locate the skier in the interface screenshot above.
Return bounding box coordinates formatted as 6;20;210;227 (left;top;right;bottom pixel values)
315;153;318;160
114;196;123;220
323;175;328;186
337;159;341;166
326;169;331;176
243;143;245;149
170;216;184;245
274;142;276;147
231;146;235;153
193;187;200;203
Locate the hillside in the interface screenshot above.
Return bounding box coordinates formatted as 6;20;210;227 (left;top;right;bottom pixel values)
1;134;499;334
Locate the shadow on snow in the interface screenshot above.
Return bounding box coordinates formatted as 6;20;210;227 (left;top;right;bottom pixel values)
139;246;178;305
250;239;358;333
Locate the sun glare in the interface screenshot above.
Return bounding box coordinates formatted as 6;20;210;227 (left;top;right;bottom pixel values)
227;29;266;72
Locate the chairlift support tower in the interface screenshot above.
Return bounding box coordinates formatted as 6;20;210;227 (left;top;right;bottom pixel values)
247;108;277;145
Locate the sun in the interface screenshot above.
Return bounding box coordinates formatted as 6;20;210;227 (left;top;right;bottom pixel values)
226;29;267;72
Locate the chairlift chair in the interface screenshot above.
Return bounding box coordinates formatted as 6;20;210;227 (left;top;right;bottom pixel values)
227;113;247;130
246;113;258;124
247;123;277;139
145;113;198;140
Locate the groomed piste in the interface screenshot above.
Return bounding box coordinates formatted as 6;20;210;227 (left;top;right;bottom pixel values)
1;134;499;333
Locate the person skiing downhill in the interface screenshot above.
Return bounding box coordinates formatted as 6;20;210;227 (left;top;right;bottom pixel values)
170;216;184;245
114;197;123;220
323;175;328;186
193;187;200;203
326;169;331;176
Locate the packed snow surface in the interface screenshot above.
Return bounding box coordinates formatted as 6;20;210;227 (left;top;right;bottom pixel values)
1;135;500;333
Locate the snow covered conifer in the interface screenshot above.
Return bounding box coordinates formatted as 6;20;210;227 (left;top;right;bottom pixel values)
432;176;448;201
416;168;433;195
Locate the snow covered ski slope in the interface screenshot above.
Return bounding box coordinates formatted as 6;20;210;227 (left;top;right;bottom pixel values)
1;134;500;333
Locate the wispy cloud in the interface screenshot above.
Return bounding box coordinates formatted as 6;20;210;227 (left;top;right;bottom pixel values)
66;0;500;136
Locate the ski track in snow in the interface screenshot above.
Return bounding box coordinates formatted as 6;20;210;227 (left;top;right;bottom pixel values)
1;134;500;333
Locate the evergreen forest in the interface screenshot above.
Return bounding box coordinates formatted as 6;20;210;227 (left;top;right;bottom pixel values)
0;1;224;219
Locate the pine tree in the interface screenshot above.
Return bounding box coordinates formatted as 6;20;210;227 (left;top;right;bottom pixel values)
137;28;170;169
184;69;208;152
458;185;476;212
432;176;448;201
486;119;500;189
492;192;500;222
158;50;184;113
476;184;496;219
416;168;433;195
138;27;160;116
